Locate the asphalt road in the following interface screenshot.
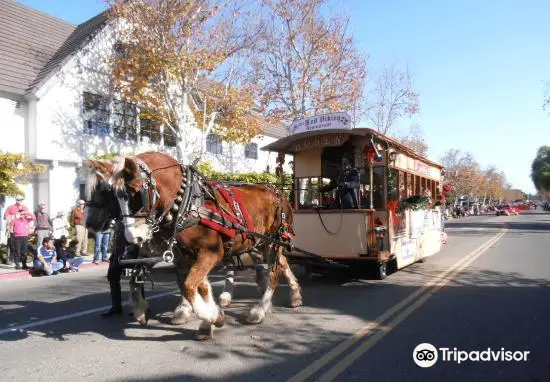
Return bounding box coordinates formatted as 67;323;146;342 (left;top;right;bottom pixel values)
0;210;549;382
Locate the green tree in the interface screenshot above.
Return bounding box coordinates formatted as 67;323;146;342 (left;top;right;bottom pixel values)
531;146;550;193
0;152;46;197
92;153;120;161
196;161;292;198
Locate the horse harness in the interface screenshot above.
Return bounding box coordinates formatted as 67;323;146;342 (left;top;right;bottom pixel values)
122;159;293;271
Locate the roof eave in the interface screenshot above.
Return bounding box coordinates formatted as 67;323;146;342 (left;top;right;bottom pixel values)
261;127;444;169
24;12;111;98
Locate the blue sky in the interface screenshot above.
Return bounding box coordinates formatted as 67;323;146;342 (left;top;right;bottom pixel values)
18;0;550;193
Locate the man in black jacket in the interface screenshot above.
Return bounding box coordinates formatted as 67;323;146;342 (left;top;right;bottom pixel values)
100;222;138;317
337;156;360;209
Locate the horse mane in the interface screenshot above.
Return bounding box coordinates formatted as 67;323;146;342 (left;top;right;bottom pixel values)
111;155;129;193
84;159;119;200
111;152;176;193
84;165;99;201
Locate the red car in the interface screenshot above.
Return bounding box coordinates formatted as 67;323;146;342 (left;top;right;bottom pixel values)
495;204;520;216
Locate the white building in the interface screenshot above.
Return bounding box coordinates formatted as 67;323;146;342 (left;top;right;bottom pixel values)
0;0;291;243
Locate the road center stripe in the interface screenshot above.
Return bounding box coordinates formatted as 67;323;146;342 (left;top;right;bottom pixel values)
287;228;507;382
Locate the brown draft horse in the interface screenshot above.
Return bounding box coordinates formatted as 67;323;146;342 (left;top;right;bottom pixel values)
82;158;263;326
110;152;303;340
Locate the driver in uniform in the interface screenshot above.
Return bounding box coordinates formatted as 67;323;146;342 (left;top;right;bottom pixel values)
336;156;360;209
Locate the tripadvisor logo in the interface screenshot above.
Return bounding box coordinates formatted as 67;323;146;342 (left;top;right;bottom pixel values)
413;343;438;367
413;343;530;367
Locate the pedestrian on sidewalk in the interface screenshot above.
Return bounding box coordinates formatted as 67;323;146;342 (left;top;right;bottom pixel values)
34;203;52;250
7;198;35;269
34;237;64;276
51;211;69;240
3;196;31;265
71;200;88;256
93;224;111;264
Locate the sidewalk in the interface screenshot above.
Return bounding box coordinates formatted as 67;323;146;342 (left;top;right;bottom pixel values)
0;254;109;281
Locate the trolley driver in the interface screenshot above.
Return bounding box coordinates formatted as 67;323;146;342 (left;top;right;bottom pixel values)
337;156;359;209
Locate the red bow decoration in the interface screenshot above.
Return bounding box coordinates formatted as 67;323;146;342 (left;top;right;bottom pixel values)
363;145;376;163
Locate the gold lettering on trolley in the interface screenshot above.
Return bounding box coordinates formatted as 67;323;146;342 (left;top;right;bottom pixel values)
291;134;348;151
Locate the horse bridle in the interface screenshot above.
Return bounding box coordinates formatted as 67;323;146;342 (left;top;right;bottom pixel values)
121;159;193;233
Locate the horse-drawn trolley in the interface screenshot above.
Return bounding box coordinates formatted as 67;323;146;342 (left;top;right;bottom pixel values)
263;114;446;280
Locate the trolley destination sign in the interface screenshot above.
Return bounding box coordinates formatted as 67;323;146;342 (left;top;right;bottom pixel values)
290;112;352;135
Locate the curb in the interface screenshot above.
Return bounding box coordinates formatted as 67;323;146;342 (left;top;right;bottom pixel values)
0;261;109;281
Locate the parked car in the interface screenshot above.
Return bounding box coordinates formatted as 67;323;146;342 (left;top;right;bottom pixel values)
495;204;520;216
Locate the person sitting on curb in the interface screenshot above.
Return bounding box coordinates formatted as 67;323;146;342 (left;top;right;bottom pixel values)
55;235;84;272
34;237;64;276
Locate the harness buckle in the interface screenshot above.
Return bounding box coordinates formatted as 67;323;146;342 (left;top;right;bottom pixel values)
162;250;174;263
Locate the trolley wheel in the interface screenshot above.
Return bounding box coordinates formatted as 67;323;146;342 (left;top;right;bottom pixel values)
377;262;387;280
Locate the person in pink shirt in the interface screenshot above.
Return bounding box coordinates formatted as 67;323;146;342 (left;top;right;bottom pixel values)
6;196;35;269
3;196;30;265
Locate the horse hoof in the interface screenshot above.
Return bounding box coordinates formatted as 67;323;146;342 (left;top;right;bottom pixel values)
219;292;232;308
214;310;225;328
290;296;303;308
246;307;265;325
195;323;213;341
136;314;148;326
171;307;193;325
195;331;213;341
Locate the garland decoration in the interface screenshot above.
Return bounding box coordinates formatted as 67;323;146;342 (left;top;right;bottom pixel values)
397;195;431;213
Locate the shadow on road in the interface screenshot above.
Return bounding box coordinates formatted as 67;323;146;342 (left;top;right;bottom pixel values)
109;266;550;382
1;263;549;381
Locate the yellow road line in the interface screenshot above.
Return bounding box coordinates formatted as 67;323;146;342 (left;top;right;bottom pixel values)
316;228;507;382
287;228;507;382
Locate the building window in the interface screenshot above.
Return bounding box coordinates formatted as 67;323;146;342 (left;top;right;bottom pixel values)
163;126;178;147
79;184;86;201
244;143;258;159
113;41;131;59
206;133;223;154
112;100;137;141
83;92;110;136
139;111;161;144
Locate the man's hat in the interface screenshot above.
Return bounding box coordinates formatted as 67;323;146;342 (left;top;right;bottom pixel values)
78;199;85;205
